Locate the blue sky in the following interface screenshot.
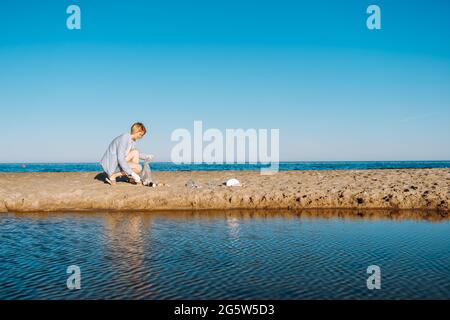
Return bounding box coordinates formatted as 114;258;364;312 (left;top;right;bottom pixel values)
1;0;449;162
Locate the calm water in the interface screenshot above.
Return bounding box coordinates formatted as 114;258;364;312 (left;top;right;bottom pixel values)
1;161;450;173
0;210;449;300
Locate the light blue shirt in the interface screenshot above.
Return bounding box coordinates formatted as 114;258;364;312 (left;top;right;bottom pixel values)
100;133;148;177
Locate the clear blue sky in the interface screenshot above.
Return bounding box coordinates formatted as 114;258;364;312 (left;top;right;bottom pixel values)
1;0;449;162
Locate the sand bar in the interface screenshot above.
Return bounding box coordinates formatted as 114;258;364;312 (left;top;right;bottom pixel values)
0;169;449;213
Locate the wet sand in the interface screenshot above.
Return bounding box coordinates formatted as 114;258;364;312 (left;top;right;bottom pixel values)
0;169;449;213
7;208;448;222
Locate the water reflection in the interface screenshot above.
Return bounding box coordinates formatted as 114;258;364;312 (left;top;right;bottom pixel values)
8;208;448;222
226;217;240;241
103;214;149;293
0;209;449;299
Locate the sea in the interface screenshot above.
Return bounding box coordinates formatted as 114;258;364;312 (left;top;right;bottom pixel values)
1;160;450;173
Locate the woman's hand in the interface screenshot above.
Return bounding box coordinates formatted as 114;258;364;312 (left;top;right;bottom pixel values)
130;172;141;184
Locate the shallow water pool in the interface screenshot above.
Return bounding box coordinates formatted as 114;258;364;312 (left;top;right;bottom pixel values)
0;210;449;299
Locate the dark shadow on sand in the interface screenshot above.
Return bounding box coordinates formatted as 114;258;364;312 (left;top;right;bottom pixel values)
94;172;131;184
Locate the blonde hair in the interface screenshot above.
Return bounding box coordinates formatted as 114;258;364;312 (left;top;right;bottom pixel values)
130;122;147;135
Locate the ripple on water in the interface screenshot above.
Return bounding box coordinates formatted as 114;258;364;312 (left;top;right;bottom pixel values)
0;209;449;299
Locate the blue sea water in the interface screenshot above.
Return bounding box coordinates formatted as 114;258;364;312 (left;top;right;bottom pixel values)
0;161;450;173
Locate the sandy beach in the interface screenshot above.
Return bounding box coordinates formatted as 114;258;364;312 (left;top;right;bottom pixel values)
0;168;449;214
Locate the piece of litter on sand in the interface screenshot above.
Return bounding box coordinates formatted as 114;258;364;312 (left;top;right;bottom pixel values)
225;178;241;187
206;180;223;188
146;182;169;188
186;179;202;188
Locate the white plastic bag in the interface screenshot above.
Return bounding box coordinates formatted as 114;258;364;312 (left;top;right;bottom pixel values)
140;159;154;187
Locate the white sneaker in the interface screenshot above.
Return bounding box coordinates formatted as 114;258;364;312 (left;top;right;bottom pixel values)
105;176;116;185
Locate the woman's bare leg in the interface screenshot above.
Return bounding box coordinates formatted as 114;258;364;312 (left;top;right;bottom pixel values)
108;171;124;182
126;149;139;164
126;149;142;174
128;162;142;174
108;149;141;183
